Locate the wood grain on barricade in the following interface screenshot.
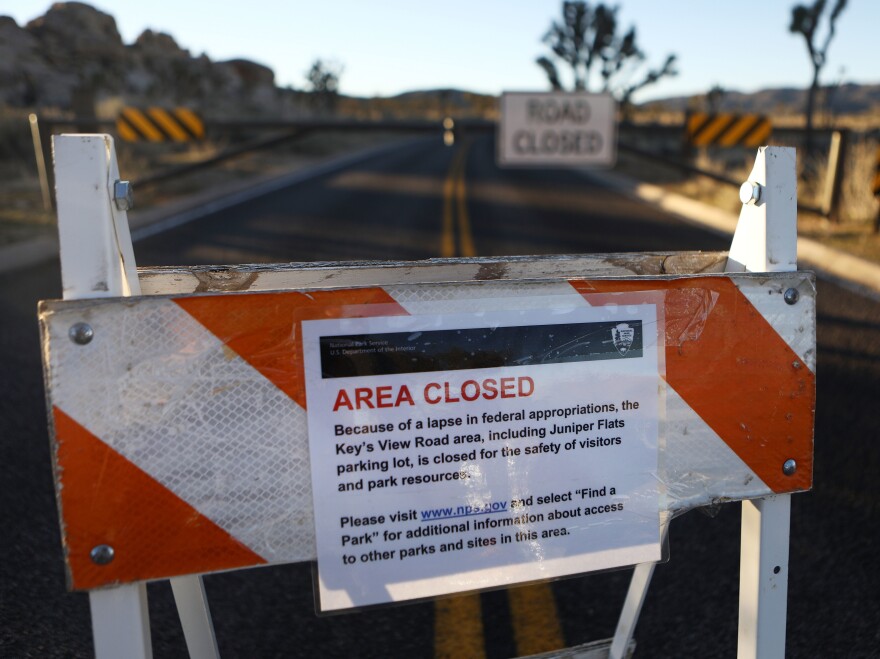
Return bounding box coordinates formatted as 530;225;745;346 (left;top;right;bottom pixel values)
137;252;729;295
39;270;814;590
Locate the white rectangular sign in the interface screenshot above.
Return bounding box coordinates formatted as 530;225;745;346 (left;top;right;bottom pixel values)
498;92;617;167
303;303;662;611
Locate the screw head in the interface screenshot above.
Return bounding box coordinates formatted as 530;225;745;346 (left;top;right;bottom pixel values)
784;288;800;305
782;459;797;476
739;181;763;205
69;322;94;345
114;180;134;211
90;544;115;565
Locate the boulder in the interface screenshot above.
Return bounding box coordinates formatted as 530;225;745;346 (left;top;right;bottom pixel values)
0;15;77;107
1;1;287;114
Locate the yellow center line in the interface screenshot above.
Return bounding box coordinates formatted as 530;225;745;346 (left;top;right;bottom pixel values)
434;594;486;659
455;148;476;258
434;140;566;658
435;140;487;659
441;165;457;258
441;141;476;258
508;583;566;656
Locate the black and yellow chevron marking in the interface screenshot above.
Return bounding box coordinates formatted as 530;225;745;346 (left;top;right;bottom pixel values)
873;146;880;197
116;107;205;142
686;112;772;148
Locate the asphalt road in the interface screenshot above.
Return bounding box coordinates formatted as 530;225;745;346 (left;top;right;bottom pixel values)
1;135;878;658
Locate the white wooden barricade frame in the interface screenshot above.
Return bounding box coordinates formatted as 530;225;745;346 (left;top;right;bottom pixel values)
50;135;801;659
53;135;219;659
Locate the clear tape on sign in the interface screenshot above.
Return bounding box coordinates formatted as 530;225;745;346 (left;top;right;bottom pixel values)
39;275;815;593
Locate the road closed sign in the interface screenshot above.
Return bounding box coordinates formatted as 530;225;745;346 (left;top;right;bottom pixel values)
498;92;617;167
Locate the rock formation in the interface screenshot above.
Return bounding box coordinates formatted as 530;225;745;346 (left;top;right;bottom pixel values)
0;2;284;116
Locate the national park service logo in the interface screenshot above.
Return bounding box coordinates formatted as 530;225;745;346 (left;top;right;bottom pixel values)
611;323;635;356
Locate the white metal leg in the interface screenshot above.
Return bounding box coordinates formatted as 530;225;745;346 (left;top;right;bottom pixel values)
737;495;791;659
609;561;655;659
609;517;669;659
54;134;218;658
89;584;153;659
171;576;220;659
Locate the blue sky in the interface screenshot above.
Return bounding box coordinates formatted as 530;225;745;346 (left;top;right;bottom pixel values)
5;1;878;101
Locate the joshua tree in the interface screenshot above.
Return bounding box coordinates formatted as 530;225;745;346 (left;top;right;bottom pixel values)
536;1;677;114
789;0;847;159
305;59;342;114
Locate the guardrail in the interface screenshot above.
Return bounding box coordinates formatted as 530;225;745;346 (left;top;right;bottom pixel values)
29;114;856;223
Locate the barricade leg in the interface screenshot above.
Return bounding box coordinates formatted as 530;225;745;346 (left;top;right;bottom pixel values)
89;584;152;659
171;576;220;659
737;495;791;659
53;133;219;659
609;517;668;659
609;562;654;659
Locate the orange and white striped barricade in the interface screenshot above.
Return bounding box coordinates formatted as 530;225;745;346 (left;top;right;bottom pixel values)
40;137;812;658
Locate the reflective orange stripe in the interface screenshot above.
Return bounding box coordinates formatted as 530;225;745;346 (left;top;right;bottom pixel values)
54;407;265;590
569;278;814;494
174;288;409;408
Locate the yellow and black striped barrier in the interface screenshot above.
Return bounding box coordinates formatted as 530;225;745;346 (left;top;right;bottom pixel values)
686;112;772;148
116;107;205;142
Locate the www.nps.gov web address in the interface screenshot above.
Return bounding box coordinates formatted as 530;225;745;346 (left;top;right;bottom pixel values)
420;501;509;521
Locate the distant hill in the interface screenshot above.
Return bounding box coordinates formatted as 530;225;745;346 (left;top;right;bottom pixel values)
641;83;880;117
2;2;878;123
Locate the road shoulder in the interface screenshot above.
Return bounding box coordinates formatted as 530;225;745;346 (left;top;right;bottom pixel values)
588;168;880;300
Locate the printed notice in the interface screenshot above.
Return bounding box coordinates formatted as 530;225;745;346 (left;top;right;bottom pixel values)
302;303;663;611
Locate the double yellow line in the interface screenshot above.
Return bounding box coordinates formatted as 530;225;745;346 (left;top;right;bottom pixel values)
433;142;565;659
441;141;477;258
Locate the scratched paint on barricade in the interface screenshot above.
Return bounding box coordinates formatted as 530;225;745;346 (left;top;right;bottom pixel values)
302;302;664;611
39;271;815;591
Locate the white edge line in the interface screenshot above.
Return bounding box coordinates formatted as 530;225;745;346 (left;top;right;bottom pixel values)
583;168;880;301
0;138;432;274
130;138;431;242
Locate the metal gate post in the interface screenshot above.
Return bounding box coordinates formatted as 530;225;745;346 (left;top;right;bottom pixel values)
52;134;219;659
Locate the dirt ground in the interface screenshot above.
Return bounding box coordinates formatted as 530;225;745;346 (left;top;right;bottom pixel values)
615;149;880;263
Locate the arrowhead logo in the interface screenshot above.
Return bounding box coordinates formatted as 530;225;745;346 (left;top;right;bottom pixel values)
612;323;634;356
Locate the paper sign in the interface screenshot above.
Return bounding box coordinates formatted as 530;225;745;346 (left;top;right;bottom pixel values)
303;303;663;611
